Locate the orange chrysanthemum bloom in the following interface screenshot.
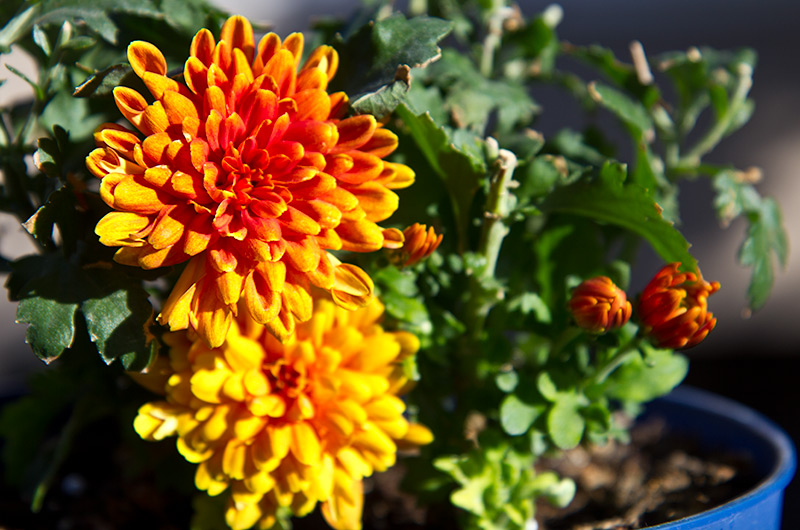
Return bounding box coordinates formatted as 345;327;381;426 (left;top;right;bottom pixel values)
133;295;432;530
638;263;721;349
568;276;632;333
86;15;414;347
386;223;443;267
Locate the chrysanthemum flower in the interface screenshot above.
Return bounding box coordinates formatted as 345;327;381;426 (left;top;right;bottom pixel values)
86;15;414;346
568;276;632;333
133;294;432;530
638;262;720;349
386;223;443;267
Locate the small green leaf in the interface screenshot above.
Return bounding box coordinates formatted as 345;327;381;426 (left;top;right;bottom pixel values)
605;347;687;403
531;472;576;508
507;292;551;323
73;63;138;98
495;370;518;393
589;81;653;136
547;395;585;450
739;198;788;310
0;5;40;53
16;295;78;363
499;394;544;436
537;372;558;401
32;24;51;56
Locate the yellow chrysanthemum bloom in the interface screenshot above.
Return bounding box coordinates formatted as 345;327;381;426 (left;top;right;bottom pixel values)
133;295;432;530
86;15;414;347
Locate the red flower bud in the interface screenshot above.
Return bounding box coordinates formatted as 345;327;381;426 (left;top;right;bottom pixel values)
569;276;632;333
638;263;721;349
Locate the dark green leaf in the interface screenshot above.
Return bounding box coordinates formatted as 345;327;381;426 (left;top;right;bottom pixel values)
395;104;485;248
17;295;78;363
34;0;161;44
40;91;105;141
542;161;697;273
332;14;451;116
73;63;136;98
349;75;409;117
82;273;156;369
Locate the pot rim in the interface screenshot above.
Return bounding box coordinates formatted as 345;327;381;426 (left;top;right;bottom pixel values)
643;385;796;529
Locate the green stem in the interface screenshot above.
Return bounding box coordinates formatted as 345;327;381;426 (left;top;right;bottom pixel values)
678;65;753;168
479;5;509;77
589;337;641;386
464;147;518;338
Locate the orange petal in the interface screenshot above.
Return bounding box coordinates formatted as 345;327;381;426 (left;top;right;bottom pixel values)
381;228;404;250
351;182;399;222
128;41;167;78
262;49;297;98
332;115;377;154
292;89;332;122
220;15;255;63
303;45;339;81
331;263;373;310
96;211;150;247
361;127;398;158
336;218;385;252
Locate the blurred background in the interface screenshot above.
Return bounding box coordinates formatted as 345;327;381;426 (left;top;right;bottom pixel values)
1;0;799;526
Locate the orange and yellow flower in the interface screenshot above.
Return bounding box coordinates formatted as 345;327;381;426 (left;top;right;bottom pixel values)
568;276;632;333
133;294;431;530
86;15;414;346
637;263;720;349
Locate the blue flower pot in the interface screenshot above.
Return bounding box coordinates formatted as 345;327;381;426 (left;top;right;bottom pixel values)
641;386;796;529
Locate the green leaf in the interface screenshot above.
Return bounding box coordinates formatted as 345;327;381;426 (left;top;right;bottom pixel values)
35;125;70;179
332;14;452;117
605;347;688;403
500;393;544;436
40;91;105;141
32;24;51;55
73;63;138;98
547;394;585;450
395;104;486;248
589;81;654;136
16;294;78;363
739;198;788;310
0;4;40;53
34;0;161;44
536;372;558;401
507;292;551;324
712;170;761;226
495;370;518;393
530;471;576;508
82;273;156;369
542;161;697;273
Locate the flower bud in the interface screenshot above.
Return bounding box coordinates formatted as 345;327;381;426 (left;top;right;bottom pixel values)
569;276;632;333
393;223;443;267
638;263;721;349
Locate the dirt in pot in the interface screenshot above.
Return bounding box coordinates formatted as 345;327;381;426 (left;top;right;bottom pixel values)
535;417;760;530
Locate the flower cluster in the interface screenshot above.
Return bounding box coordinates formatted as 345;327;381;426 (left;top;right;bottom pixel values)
569;263;719;349
134;295;431;530
87;16;414;347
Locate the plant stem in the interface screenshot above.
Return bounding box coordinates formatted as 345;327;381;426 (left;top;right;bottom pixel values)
464;147;518;338
678;64;753;168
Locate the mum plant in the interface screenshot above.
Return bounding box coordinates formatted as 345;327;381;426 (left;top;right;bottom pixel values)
0;0;788;529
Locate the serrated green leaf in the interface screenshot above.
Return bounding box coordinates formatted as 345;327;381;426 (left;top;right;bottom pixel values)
332;14;452;116
589;82;653;136
35;0;161;44
739;198;788;310
82;278;155;369
349;77;409;117
547;395;584;450
499;393;544;435
395;104;485;248
17;295;78;363
542;161;697;273
712;170;761;225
